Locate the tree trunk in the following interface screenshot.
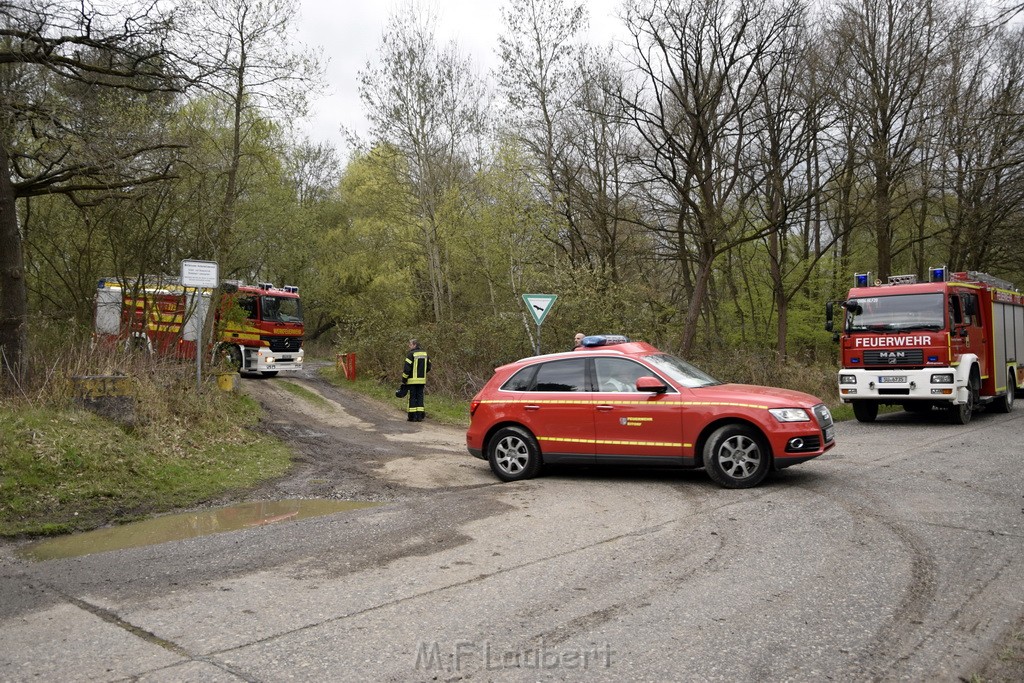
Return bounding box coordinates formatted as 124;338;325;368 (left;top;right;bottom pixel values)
0;144;27;380
680;240;715;356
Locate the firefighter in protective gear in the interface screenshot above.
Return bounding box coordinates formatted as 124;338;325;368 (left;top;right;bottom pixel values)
401;338;431;421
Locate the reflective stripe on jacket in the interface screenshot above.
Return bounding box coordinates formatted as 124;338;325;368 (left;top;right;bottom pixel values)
403;349;430;385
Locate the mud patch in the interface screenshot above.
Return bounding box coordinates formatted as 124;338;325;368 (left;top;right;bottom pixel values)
18;500;379;561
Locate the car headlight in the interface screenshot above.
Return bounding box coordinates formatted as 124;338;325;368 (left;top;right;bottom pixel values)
769;408;811;422
931;373;954;384
839;374;857;385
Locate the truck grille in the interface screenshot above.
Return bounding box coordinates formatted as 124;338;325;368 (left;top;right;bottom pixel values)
862;349;924;367
262;335;303;352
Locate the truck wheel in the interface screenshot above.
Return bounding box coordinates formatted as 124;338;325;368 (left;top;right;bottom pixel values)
992;369;1015;414
487;426;541;482
703;424;770;489
852;400;878;423
947;372;978;425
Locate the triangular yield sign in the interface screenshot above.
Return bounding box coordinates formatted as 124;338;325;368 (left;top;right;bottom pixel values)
522;294;557;325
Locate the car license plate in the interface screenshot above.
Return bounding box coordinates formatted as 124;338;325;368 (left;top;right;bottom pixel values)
824;426;835;442
878;376;906;383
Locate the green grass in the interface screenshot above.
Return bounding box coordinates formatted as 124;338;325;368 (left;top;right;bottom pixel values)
278;379;332;409
0;396;291;537
319;368;471;428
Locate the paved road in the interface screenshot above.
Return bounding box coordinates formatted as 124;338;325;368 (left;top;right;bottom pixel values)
1;380;1022;681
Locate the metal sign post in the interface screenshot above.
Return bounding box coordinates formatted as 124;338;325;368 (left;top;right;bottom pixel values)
522;294;557;355
181;260;219;392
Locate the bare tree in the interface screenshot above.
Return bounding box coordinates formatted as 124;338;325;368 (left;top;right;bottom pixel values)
180;0;322;263
0;0;182;381
746;1;840;358
620;0;798;354
829;0;946;281
358;2;489;322
935;14;1024;274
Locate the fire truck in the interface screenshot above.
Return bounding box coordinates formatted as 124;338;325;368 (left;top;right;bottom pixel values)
94;277;304;377
825;268;1024;424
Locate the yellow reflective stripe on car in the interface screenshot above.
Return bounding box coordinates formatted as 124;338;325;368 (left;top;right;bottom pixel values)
537;436;691;448
478;399;770;409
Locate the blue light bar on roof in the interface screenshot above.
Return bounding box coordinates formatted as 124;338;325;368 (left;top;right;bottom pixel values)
854;272;870;287
581;335;630;347
929;266;947;282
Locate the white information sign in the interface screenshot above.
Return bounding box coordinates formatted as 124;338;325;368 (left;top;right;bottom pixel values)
181;259;219;289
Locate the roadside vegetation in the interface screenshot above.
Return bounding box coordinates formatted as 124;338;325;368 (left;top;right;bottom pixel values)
0;350;291;538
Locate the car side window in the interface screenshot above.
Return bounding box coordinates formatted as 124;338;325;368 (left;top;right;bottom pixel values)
500;366;536;391
594;358;651;393
531;358;587;392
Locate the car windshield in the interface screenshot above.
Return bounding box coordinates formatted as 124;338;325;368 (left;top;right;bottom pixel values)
845;293;944;332
261;296;303;323
642;353;721;388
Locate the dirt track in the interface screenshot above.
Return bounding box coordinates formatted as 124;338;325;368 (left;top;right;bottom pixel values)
240;369;493;503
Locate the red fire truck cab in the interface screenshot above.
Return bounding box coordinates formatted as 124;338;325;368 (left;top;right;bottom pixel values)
94;278;304;377
825;268;1024;424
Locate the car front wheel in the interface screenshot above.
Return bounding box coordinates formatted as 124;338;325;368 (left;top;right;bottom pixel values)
487;426;541;482
703;424;770;489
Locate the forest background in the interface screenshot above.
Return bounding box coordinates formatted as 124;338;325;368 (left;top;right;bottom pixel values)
4;0;1024;401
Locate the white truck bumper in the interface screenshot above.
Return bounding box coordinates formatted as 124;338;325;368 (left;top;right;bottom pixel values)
837;366;969;405
248;346;304;373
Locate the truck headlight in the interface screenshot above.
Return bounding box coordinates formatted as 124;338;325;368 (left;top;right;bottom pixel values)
839;374;857;384
931;373;954;384
769;408;811;422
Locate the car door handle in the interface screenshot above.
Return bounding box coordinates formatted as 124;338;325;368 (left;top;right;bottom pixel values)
596;405;614;411
524;404;540;411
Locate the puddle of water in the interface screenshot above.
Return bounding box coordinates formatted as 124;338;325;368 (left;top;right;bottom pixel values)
17;499;380;562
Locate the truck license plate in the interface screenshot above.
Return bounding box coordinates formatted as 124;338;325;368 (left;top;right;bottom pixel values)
878;376;906;383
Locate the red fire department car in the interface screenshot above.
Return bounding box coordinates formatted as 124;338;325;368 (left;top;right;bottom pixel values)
466;336;835;488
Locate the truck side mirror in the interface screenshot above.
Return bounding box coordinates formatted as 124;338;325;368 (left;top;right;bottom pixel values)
825;301;834;332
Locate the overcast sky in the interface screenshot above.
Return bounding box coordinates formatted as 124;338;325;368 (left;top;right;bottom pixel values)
294;0;622;154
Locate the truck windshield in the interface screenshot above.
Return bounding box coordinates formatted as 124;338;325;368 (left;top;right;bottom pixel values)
261;296;303;323
846;293;944;332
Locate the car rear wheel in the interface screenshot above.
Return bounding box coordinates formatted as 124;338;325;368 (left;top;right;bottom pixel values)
487;426;541;482
703;424;770;489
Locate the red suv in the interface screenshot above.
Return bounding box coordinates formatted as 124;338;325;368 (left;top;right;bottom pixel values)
466;336;835;488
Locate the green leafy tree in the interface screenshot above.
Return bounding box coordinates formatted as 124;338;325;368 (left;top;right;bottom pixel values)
0;0;181;381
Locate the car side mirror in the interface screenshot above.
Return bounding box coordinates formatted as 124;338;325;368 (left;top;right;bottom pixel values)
636;376;668;394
